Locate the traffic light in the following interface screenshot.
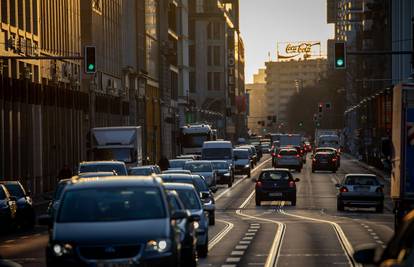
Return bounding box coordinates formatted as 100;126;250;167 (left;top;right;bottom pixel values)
334;42;346;69
298;121;303;127
316;122;321;127
84;46;96;74
318;103;323;113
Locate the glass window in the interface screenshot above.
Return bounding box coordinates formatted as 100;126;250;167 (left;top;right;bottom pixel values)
207;72;213;91
207;22;212;40
176;189;201;210
10;0;16;26
212;162;229;170
25;0;31;32
58;187;166;222
213;22;221;39
189;45;195;67
202;148;232;160
129;168;153;176
79;163;127;176
32;0;37;34
0;187;6;199
234;149;249;158
189;71;196;93
345;176;379;186
259;171;292;181
181;133;209;148
18;0;23;30
3;184;25;198
184;162;212;172
207;46;212;66
213;46;220;65
169;160;187;169
279;150;297;156
1;0;7;23
214;72;221;90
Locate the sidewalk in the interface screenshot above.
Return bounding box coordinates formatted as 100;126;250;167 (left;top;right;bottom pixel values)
342;153;391;182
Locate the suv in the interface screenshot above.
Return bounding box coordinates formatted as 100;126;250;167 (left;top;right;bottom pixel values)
255;168;300;206
40;177;188;267
312;152;338;173
78;161;128;176
273;148;303;172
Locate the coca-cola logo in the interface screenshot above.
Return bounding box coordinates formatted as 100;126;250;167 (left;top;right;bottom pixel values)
285;43;317;54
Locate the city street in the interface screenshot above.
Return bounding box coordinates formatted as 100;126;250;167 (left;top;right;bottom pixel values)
0;154;394;267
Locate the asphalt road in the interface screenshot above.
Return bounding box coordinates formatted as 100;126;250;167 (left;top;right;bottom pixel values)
0;154;394;267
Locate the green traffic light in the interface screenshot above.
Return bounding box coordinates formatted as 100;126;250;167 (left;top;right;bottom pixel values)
336;59;344;67
88;63;95;71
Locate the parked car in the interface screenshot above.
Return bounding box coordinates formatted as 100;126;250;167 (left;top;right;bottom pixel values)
353;209;414;266
40;177;186;267
164;183;209;258
129;166;158;176
78;161;128;175
158;174;216;225
255;168;300;206
168;159;189;170
211;160;234;187
0;181;35;229
166;190;198;267
273;148;303;172
0;184;17;231
183;161;217;187
311;152;338;173
336;174;384;212
233;148;252;177
162;169;192;175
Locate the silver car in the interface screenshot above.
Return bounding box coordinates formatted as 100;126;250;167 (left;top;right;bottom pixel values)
274;148;303;172
183;161;217;187
336;174;384;212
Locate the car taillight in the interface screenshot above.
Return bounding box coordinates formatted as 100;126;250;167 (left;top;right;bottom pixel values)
300;150;304;154
376;187;383;193
277;154;282;159
312;158;316;162
289;181;295;188
332;158;337;162
339;187;348;193
272;153;276;157
256;181;262;188
296;154;300;158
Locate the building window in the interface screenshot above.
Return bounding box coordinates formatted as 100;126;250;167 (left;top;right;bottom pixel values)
189;71;196;93
18;0;23;30
145;0;159;80
189;45;195;67
33;0;37;34
189;21;195;40
213;22;220;39
25;0;31;32
207;46;212;66
214;72;221;90
10;0;16;26
207;72;213;91
207;22;212;40
213;46;220;65
1;0;7;23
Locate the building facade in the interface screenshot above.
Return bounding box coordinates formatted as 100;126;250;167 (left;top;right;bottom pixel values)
246;69;266;135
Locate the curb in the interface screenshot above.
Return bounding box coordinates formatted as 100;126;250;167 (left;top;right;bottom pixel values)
342;154;391;182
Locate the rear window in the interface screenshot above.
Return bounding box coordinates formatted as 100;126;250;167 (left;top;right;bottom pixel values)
279;150;297;156
259;171;292;181
129;168;153;176
234;150;249;158
212;162;229;169
79;164;127;175
315;153;335;159
345;176;379;186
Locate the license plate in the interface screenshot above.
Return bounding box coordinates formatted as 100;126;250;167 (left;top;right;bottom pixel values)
354;186;369;192
269;192;282;197
97;262;131;267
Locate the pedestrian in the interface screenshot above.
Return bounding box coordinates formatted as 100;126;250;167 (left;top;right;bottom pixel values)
158;156;170;171
57;164;73;180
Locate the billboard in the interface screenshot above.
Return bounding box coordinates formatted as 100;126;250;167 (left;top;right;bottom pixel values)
277;41;321;61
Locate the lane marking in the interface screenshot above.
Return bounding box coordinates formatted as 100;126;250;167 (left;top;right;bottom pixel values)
208;219;234;250
226;257;241;263
236;190;286;267
240;241;251;244
231;250;245;256
236;245;248;250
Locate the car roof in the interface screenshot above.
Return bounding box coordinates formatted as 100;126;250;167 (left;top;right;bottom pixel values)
130;166;153;169
163;182;196;190
79;161;125;165
0;181;21;185
64;176;162;191
184;160;211;164
261;168;291;173
345;174;377;178
158;174;194;179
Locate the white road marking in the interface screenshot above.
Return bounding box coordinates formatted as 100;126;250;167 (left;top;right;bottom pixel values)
248;229;258;232
236;245;248;250
226;257;241;263
243;236;254;240
208;219;234;250
231;250;245;256
239;241;251;244
245;232;256;236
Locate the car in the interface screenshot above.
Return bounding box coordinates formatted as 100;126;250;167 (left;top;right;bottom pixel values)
304;141;312;152
158;174;216;225
183;161;217;187
162;169;192;175
166;190;198;267
249;140;263;160
233;148;252;177
46;179;73;220
78;161;128;175
311;152;338;173
164;183;209;258
255;168;300;206
239;145;257;166
273;148;303;172
260;139;272;154
0;184;17;231
168;159;189;170
77;172;117;178
176;154;201;160
336;174;385;212
0;181;35;229
314;147;340;167
129;166;158;176
211;160;234;187
39;177;186;267
353;209;414;267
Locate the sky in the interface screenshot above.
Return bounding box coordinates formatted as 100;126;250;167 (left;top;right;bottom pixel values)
239;0;334;83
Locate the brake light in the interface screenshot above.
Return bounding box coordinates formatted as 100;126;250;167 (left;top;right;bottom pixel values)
338;148;341;153
340;187;348;193
296;154;300;158
312;158;316;162
256;181;262;188
289;181;295;188
277;154;282;159
272;153;276;157
332;158;337;162
376;187;383;193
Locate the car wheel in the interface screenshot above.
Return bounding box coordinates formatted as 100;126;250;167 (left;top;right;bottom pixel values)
198;238;208;258
376;202;384;213
228;178;233;187
255;197;261;206
209;212;215;226
337;200;344;211
291;197;297;206
247;169;251;178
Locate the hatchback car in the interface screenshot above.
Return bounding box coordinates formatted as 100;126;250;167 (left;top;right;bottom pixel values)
211;160;234;187
312;152;338;173
336;174;384;212
273;148;303;172
314;147;341;167
40;177;187;267
78;161;128;176
0;184;17;231
183;161;217;187
239;145;257;166
1;181;35;229
164;183;209;258
233;148;252;177
255;169;300;206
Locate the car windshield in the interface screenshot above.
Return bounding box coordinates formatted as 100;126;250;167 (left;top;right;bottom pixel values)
234;150;249;158
79;164;127;175
202;148;232;160
260;171;292;181
129;168;153;176
182;134;210;148
58;187;166;222
169;160;187;169
212;162;229;169
279;150;297;156
184;163;212;172
192;176;209;191
175;189;202;210
94;148;134;163
345;176;379;186
4;184;25;198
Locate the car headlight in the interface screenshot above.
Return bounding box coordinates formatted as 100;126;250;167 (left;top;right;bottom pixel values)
245;164;250;168
223;172;230;176
52;243;73;256
203;200;213;206
145;239;171;253
193;221;200;229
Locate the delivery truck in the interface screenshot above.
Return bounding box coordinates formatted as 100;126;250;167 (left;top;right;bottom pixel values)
391;81;414;228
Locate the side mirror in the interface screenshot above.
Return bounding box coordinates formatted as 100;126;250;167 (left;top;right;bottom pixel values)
210;187;218;193
335;183;341;188
38;214;53;226
353;245;378;264
294;178;300;182
171;210;189;220
200;192;210;199
189;214;200;222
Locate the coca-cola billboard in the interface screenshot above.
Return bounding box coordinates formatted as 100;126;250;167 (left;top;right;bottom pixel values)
277;41;321;60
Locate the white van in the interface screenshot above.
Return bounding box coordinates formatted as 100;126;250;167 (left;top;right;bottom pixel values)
201;141;234;170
